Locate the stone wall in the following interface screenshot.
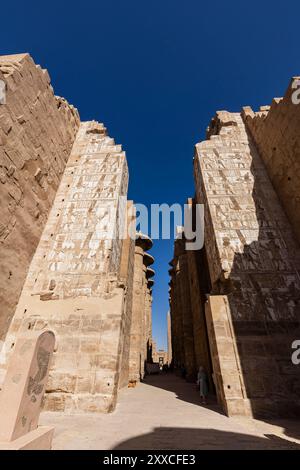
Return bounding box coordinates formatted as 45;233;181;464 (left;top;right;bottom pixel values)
242;78;300;245
1;120;131;412
118;201;136;389
193;110;300;417
128;233;154;382
169;255;185;371
0;53;154;413
170;90;300;418
172;235;196;380
144;257;154;364
167;311;172;365
169;223;213;385
0;53;79;340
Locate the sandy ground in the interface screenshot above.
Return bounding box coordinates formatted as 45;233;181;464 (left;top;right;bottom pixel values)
40;373;300;450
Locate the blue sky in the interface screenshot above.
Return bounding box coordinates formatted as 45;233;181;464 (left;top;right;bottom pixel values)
1;1;299;349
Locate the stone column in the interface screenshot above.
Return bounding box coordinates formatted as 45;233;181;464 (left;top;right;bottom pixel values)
173;253;186;371
184;197;214;389
168;261;183;368
1;121;130;413
144;265;155;368
128;233;153;382
140;260;147;378
177;247;196;380
167;311;172;365
147;278;154;362
205;296;251;416
118;201;136;389
169;234;196;379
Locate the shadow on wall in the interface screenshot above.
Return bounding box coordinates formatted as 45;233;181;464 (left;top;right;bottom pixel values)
113;426;300;450
216;123;300;418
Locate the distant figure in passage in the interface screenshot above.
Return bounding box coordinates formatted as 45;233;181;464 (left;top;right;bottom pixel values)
197;366;208;405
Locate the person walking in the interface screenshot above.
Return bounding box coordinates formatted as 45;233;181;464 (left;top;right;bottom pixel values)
197;366;208;404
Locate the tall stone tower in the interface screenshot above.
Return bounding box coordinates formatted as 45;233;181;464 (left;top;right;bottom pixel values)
169;79;300;418
0;53;80;342
0;53;154;413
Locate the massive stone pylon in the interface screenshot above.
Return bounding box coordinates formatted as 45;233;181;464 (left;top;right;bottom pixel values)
0;54;154;413
169;80;300;418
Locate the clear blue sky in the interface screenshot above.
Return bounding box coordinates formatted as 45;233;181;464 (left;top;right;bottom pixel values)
1;1;299;349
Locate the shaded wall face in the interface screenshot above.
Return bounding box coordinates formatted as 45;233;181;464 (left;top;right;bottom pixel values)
128;245;145;381
169;230;213;387
1;121;130;413
177;248;196;379
167;312;172;365
243;80;300;246
194;111;300;417
170;254;185;370
0;54;80;340
169;239;197;379
186;247;213;390
169;274;181;366
128;239;154;382
144;285;152;364
118;201;136;389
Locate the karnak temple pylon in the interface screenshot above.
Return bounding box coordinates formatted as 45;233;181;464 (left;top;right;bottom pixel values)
1;52;300;425
169;79;300;418
0;53;154;413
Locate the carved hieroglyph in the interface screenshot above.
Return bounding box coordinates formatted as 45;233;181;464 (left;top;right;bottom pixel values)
20;121;129;299
193;111;300;417
0;54;153;414
1;121;131;413
0;330;55;448
170;103;300;418
0;54;79;341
